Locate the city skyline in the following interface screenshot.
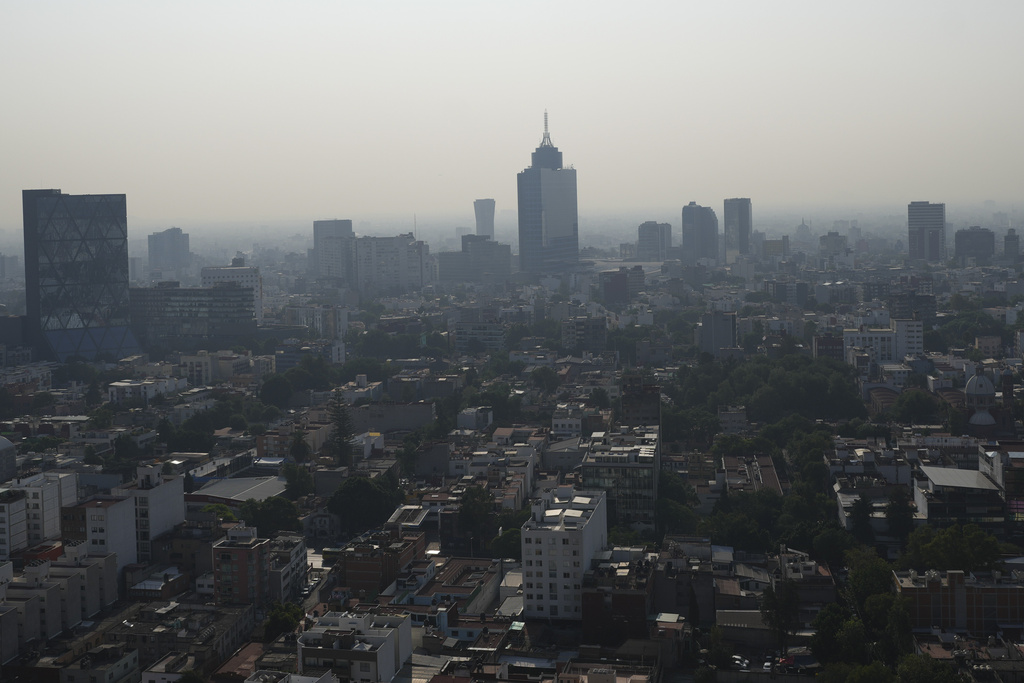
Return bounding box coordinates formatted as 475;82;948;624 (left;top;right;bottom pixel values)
1;1;1022;234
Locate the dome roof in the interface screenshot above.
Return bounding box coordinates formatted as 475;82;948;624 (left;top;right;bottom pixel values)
969;409;997;426
0;436;14;452
966;371;995;396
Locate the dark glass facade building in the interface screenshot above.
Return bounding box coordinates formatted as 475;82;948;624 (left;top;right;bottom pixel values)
517;117;578;273
23;189;140;361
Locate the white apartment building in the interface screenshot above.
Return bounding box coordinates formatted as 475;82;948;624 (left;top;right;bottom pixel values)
843;326;895;364
520;487;607;620
8;472;78;546
201;264;264;324
352;234;429;294
113;465;185;563
297;611;412;682
891;318;924;360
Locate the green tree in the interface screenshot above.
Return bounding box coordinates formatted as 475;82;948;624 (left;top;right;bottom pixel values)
264;602;304;641
896;653;965;683
811;603;850;663
282;463;315;500
901;523;1001;572
290;429;312;463
760;579;800;653
327;476;404;535
845;547;894;612
238;497;302;537
489;528;521;560
260;374;293;409
530;366;560;394
885;487;915;541
200;503;237;522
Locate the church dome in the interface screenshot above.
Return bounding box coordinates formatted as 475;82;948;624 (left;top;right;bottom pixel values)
966;371;995;397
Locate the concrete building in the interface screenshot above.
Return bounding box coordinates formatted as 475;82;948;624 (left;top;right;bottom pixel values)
517;114;578;273
268;534;308;603
62;644;140;683
212;525;271;607
697;311;737;359
312;219;355;281
474;199;495;239
908;200;946;262
636;221;671;261
112;465;186;564
61;496;138;573
129;281;257;347
520;487;608;620
148;227;190;280
22;189;140;361
6;472;78;547
682;202;718;265
201;260;263;324
296;611;412;681
954;226;996;266
581;427;660;529
723;198;752;262
352;234;429;295
561;316;607;354
895;569;1024;633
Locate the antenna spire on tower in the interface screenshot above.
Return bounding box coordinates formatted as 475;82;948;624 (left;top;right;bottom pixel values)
540;110;553;147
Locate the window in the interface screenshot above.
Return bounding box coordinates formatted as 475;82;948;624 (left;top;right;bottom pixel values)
359;663;370;672
562;538;569;545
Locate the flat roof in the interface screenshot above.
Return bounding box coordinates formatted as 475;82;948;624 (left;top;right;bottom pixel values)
920;466;1000;491
193;476;287;502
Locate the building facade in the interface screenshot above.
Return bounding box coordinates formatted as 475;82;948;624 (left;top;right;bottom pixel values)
517;115;579;273
312;219;355;281
520;487;608;620
474;199;495;239
147;227;190;280
636;222;672;261
682;202;718;265
22;189;141;361
201;262;263;324
723;198;752;262
129;281;257;348
907;201;946;262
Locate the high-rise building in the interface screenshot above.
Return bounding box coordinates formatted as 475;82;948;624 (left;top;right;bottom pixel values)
474;199;495;239
22;189;141;361
517;114;578;273
581;426;660;529
147;227;190;279
312;219;354;281
681;202;718;264
723;198;752;262
636;221;672;261
520;486;607;620
954;226;995;266
352;233;429;294
908;201;946;262
1006;229;1020;264
201;259;263;324
129;281;257;348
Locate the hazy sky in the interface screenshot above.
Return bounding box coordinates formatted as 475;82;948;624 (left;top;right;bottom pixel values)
2;1;1022;237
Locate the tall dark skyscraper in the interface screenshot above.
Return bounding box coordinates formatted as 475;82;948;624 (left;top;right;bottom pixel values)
517;114;578;273
907;201;946;262
23;189;140;361
681;202;719;265
723;197;752;262
474;198;495;239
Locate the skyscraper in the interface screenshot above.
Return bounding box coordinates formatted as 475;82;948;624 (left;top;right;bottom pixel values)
681;202;719;264
23;189;140;361
908;201;946;262
636;221;672;261
473;199;495;239
517;114;578;273
723;197;752;262
312;219;355;281
147;227;190;279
